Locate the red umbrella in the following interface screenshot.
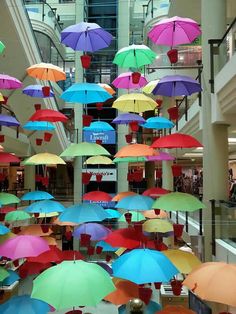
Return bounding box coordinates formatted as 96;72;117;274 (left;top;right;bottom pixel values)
142;187;170;198
151;133;203;149
18;261;51;278
27;245;62;264
0;206;15;213
29;109;68;123
0;152;20;163
60;250;85;261
82;191;112;202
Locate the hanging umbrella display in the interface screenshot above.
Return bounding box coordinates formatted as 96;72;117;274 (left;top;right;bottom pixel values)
146;151;175;161
0;114;20;127
112;93;157;113
60;250;84;261
0;192;20;205
19;262;51;278
0;74;22;89
19;225;53;237
112;191;137;202
29;109;68;123
31;260;115;310
0;269;19;285
0;224;10;235
143;187;170;198
143;219;173;233
95;241;118;252
142;116;174;129
105;209;122;219
84;155;113;165
27;245;62;264
116;195;154;211
112;113;146;125
73;223;111;240
113;156;147;163
5;210;31;222
21;190;54;201
83;121;114;131
24;153;66;165
0;152;20;163
158;306;196;314
118;211;145;223
142;80;160;94
119;300;162;314
115;144;157;158
151;133;203;149
143;209;168;219
112;72;148;89
183;262;236;307
112;248;179;284
82;190;112;202
60;142;110;157
25;200;65;214
23;85;54;98
27;63;66;82
23;121;56;131
152;192;205;212
98;83;115;95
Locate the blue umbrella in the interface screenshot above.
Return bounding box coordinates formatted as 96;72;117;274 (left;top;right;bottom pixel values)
23;85;54;98
60;83;112;104
21;191;54;201
83;121;114;132
58;203;109;223
25;200;65;214
0;224;10;235
0;270;19;286
96;240;118;252
0;295;50;314
73;223;111;240
105;209;122;219
115;195;154;211
23;121;55;131
118;300;162;314
112;249;179;284
142;116;174;129
0;114;20;127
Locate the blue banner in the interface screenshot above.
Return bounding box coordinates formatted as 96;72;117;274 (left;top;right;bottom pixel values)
83;130;116;144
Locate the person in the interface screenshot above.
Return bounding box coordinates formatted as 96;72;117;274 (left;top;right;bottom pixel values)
3;176;9;192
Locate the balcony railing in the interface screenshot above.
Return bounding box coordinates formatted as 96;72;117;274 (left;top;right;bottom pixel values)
145;0;170;19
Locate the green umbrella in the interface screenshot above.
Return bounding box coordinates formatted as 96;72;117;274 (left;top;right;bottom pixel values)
5;210;31;222
0;193;20;205
113;156;146;163
31;260;115;310
0;267;9;281
0;41;5;54
152;192;205;212
60;142;110;157
118;211;145;222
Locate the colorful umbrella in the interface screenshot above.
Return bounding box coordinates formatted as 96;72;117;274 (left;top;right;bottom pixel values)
0;232;16;244
83;121;114;131
112;191;137;202
115;144;157;158
92;261;113;276
112;72;148;89
25;200;65;213
146;151;175;161
112;93;157;113
43;236;57;246
23;85;54;98
95;240;118;252
0;74;22;89
60;142;110;157
116;195;154;211
21;190;54;201
112;248;179;284
0;224;10;235
151;133;203;149
84;155;113;165
27;245;62;264
143;209;168;219
73;222;111;240
83;190;112;202
119;300;162;314
27;63;66;82
23;121;55;131
61;22;113;52
19;225;53;237
112;113;146;125
98;83;115;95
0;41;5;54
31;260;115;309
152;192;205;212
113;156;146;163
143;219;173;233
152;75;202;97
113;44;156;68
105;209;122;219
0;114;20;127
0;192;20;205
143;187;170;198
0;267;10;281
29;109;68;123
158;306;196;314
148;16;201;46
19;262;51;278
60;82;112;104
142;116;174;129
0;152;20;163
0;269;19;285
60;250;84;261
183;262;236;307
142;80;160;94
5;210;31;222
24;153;66;165
0;235;49;259
118;211;145;222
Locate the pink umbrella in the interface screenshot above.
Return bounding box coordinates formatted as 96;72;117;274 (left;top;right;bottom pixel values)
0;74;22;89
146;151;175;161
112;72;148;90
0;235;49;259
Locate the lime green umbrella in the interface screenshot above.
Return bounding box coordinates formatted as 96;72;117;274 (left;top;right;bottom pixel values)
0;41;5;54
0;267;9;281
60;142;110;157
84;155;113;165
113;156;146;163
24;153;66;165
5;210;31;222
142;80;160;94
118;211;145;222
0;193;20;205
152;192;206;212
31;260;115;310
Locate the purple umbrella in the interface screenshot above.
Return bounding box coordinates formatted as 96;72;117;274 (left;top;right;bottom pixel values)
23;85;54;98
0;114;20;127
148;16;201;46
112;113;146;125
0;74;22;89
152;75;202;97
61;22;113;52
112;72;148;90
147;151;175;161
73;223;111;241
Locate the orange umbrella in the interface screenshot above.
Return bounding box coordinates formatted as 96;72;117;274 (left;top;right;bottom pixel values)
104;278;139;305
115;144;158;158
27;62;66;82
157;306;196;314
143;209;168;219
98;83;115;95
53;218;77;227
19;225;53;237
112;191;137;202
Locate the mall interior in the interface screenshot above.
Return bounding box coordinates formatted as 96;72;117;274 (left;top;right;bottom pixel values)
0;0;235;313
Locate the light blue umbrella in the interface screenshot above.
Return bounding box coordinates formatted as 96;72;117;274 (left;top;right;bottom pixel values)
23;121;56;131
0;224;10;235
23;85;54;98
83;121;114;131
112;249;179;284
118;300;162;314
0;269;19;286
115;195;154;211
0;295;50;314
105;209;122;219
95;240;118;252
21;191;54;201
60;82;112;104
73;223;111;240
142;116;175;129
118;211;145;222
25;200;65;214
58;203;109;223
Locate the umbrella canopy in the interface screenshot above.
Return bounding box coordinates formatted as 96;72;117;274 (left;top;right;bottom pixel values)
29;109;68;123
27;63;66;82
148;16;201;46
163;250;201;274
142;116;174;129
92;261;113;276
112;249;179;284
83;121;114;131
113;156;146;163
83;190;112;202
60;250;84;261
112;191;137;202
183;262;236;307
116;195;154;211
23;121;56;131
95;240;118;252
73;222;111;240
143;187;170;198
105;209;122;219
0;235;49;259
98;83;115;95
158;306;196;314
0;269;19;285
19;262;51;278
146;151;175;161
115;144;157;158
0;152;20;163
151;133;203;149
19;225;53;237
112;72;148;89
0;224;10;235
152;192;205;212
31;260;115;309
61;21;113;52
152;75;202;97
23;85;54;98
0;41;5;54
0;267;10;281
0;114;20;127
118;211;145;222
113;44;156;68
27;245;62;264
60;142;110;157
25;200;65;214
60;82;112;104
143;219;173;233
58;203;109;223
24;153;66;165
0;74;22;89
112;113;146;125
5;210;31;222
21;190;54;201
143;209;168;219
0;192;20;205
0;295;50;314
142;80;160;94
84;155;113;165
112;93;157;113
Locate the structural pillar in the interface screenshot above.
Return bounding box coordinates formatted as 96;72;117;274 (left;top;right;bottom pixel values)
162;159;173;191
24;166;35;191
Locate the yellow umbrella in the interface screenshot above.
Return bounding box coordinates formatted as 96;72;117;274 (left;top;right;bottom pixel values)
143;219;173;233
84;155;113;165
98;83;115;95
0;93;4;102
142;80;160;94
27;62;66;82
112;93;157;113
38;212;59;218
115;247;126;256
163;249;201;274
24;153;66;165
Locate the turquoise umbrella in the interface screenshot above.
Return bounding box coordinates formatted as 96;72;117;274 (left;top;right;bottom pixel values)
25;200;65;214
21;191;54;201
0;224;10;235
95;240;118;252
142;116;175;129
0;269;19;285
23;121;56;131
83;121;114;131
115;195;154;211
105;209;122;219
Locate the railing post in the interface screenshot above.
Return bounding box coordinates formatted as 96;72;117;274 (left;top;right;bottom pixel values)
184;97;188;121
210;199;216;256
197;60;202;106
151;0;154;18
199;208;203;235
185;212;189;232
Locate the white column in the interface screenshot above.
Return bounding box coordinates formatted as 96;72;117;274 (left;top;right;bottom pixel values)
24;166;35;191
162;160;173;191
